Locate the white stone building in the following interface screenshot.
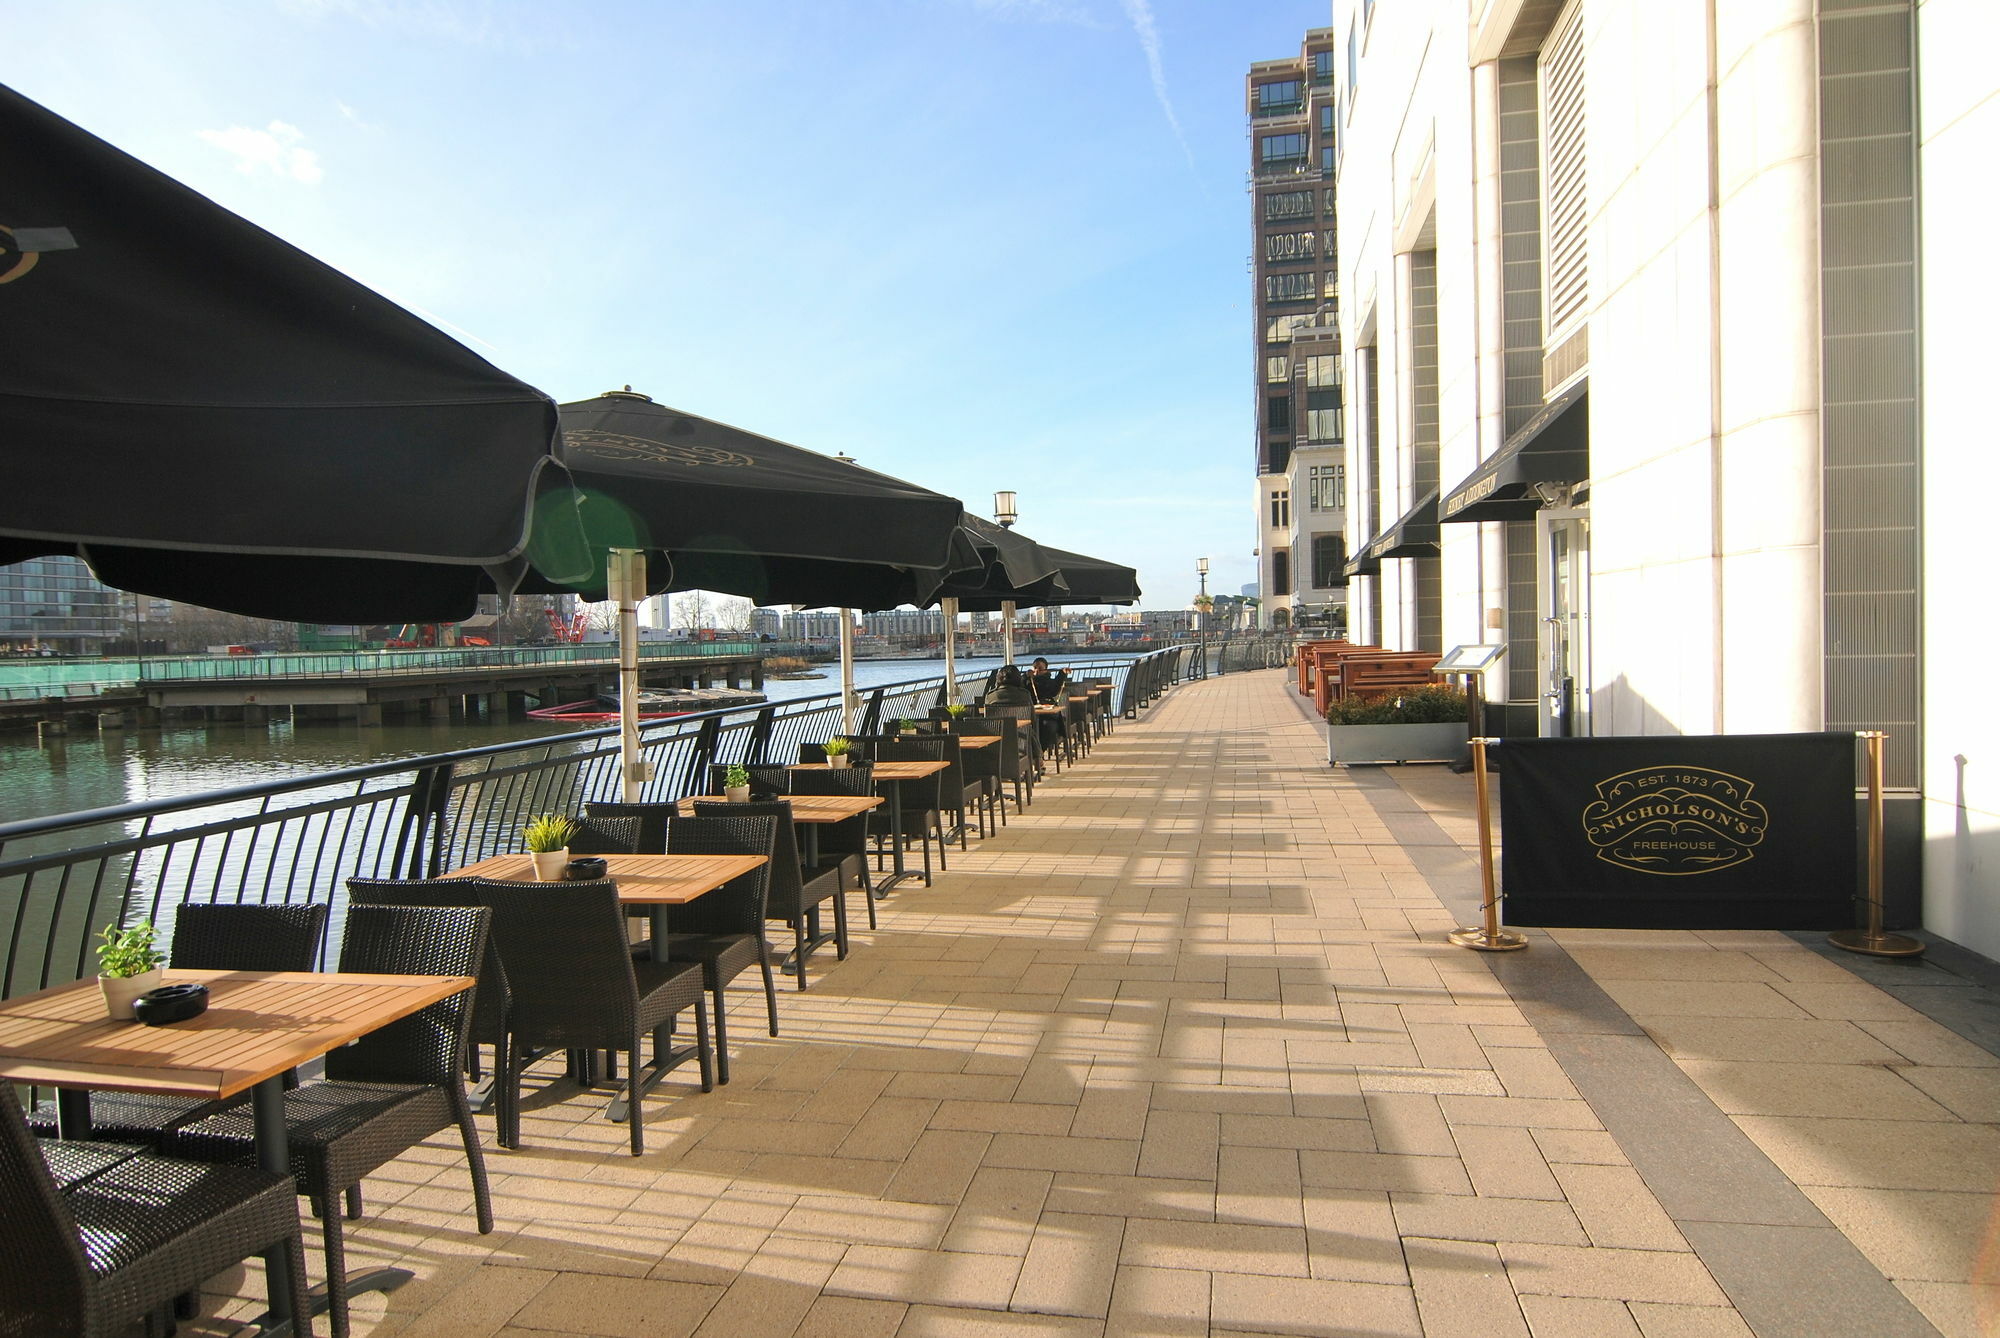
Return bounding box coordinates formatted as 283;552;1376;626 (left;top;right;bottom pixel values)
1333;0;1998;954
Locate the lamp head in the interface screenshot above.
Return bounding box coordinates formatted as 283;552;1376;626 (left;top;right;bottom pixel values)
993;490;1018;528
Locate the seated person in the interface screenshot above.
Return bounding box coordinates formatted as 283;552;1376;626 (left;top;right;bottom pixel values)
985;664;1035;707
1026;657;1068;705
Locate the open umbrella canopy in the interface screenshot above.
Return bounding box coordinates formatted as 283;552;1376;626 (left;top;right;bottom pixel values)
521;390;972;609
937;536;1140;612
0;83;572;623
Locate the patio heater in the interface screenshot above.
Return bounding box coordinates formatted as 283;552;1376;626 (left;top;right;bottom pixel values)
994;491;1018;665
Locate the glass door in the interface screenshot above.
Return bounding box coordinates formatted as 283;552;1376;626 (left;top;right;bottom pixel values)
1536;508;1590;737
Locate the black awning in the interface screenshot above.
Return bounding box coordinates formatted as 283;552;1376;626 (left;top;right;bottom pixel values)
1357;489;1440;565
1440;380;1589;523
1344;551;1381;579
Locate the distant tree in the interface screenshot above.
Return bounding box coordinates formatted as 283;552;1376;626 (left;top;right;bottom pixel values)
671;590;714;631
713;596;752;632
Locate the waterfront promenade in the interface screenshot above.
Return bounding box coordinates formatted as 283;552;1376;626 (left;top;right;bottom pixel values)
188;667;1992;1338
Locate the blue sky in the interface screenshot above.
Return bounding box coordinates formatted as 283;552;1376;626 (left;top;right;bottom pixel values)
5;0;1329;611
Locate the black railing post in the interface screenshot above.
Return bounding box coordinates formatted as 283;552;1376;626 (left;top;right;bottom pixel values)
394;761;457;879
861;688;886;735
681;716;723;797
745;704;777;766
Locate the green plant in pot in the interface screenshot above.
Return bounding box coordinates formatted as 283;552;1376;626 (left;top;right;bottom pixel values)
896;716;919;736
945;702;968;720
724;763;753;802
1324;686;1472;765
96;921;166;1019
523;812;577;882
822;738;853;770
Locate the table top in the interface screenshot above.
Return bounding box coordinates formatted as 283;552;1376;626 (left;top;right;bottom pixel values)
0;970;473;1100
684;794;883;822
953;734;1001;749
450;852;767;904
1034;704;1065;714
791;760;951;780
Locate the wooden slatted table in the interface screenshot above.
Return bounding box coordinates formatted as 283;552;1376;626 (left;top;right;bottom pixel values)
682;795;882;969
0;969;473;1332
448;851;766;944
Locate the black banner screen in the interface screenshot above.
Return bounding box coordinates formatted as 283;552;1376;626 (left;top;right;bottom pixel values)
1499;733;1857;930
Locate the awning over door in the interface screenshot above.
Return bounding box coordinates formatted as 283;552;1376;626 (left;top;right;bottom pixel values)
1440;380;1589;523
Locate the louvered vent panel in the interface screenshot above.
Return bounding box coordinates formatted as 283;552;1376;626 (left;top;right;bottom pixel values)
1540;5;1588;338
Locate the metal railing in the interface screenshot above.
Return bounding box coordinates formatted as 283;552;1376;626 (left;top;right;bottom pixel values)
0;647;1191;1001
1187;634;1299;680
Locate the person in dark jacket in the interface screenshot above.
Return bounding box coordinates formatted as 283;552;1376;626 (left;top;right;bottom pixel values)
1027;657;1068;705
985;664;1034;707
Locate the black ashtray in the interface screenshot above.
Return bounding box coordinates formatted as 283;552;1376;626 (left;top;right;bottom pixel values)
132;983;209;1026
563;856;609;881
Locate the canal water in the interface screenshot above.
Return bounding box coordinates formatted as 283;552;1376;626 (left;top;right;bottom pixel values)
0;654;1120;825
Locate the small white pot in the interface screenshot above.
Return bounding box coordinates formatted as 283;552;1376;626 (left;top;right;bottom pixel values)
725;785;752;803
101;967;165;1020
828;753;850;770
530;848;571;882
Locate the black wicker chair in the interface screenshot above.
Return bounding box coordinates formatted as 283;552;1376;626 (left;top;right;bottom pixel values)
345;877;515;1141
689;799;846;987
569;813;643;855
984;705;1046;785
584;800;678;852
875;738;959;876
959;716;1030;816
2;1086;313;1338
659;813;778;1085
28;902;331;1145
785;765;879;930
169;904;494;1338
474;880;711;1155
705;762;790;799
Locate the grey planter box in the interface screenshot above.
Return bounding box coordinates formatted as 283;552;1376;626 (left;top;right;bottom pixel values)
1327;722;1469;766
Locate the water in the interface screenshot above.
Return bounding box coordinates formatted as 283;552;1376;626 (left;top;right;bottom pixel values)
0;654;1111;825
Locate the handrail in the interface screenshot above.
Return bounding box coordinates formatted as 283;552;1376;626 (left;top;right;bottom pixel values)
0;648;1189;1000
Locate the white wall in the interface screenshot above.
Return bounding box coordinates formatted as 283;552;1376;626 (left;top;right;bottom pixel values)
1918;0;2000;953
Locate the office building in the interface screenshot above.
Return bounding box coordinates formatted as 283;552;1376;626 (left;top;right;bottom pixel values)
0;556;122;654
1248;29;1346;631
1334;0;1997;962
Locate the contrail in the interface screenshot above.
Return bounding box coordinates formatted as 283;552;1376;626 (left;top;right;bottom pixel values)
1120;0;1200;184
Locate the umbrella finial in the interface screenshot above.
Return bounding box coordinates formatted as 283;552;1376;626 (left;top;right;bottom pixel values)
604;386;653;402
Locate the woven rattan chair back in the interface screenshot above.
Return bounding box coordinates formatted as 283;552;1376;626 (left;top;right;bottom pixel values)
326;904;489;1087
688;800;806;919
170;901;328;972
569;814;642;856
662;814;776;935
583;800;676;852
706;763;789;799
475;880;642;1047
345;877;510;1045
0;1083;89;1327
876;738;952;811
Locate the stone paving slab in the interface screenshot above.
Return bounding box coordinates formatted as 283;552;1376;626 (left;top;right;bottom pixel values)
181;668;1993;1337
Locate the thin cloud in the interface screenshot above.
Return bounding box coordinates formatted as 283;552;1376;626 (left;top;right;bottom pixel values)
197;121;324;184
1119;0;1199;183
336;100;383;131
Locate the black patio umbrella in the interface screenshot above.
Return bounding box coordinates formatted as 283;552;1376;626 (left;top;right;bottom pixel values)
512;389;972;792
0;83;573;622
943;542;1141;613
518;390;973;608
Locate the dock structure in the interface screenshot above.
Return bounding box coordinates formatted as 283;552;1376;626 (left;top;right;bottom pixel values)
1;654;766;730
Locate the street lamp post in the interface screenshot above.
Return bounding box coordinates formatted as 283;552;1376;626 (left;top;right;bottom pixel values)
1195;557;1210;679
994;491;1018;665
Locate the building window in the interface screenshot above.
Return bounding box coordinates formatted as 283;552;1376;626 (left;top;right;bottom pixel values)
1323;269;1339;299
1265;355;1290;384
1260;133;1309;168
1306;407;1342;443
1323;188;1337;213
1269;489;1291;529
1263;231;1315;263
1319;105;1334;136
1266;396;1293;433
1266;313;1315;343
1255;80;1304;117
1312;534;1347;588
1264;271;1316;302
1312;50;1333;86
1305;355;1340;388
1271;547;1292;597
1308;463;1345;510
1541;3;1588;338
1263;190;1313;221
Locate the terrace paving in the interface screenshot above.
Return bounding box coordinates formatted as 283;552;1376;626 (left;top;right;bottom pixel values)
186;667;1994;1337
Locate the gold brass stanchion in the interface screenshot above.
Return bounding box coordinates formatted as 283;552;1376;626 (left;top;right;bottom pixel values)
1451;737;1528;952
1830;731;1924;958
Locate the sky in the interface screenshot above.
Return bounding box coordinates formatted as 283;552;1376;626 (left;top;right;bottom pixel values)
4;0;1330;613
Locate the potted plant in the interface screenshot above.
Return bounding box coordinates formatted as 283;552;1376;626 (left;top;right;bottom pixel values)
724;764;752;803
1325;686;1471;766
823;738;852;770
96;921;166;1019
945;702;969;722
523;813;577;882
896;716;919;736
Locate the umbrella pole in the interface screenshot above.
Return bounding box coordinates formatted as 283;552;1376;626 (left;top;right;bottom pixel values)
609;548;648;803
941;597;959;703
839;609;859;734
1001;599;1016;666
